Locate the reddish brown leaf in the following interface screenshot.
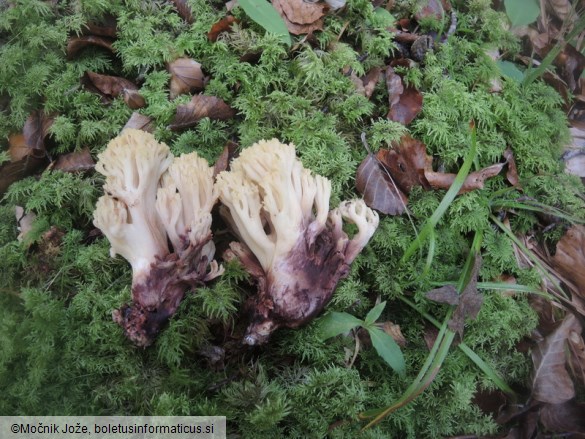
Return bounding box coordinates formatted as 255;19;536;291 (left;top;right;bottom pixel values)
51;148;95;173
82;71;145;109
532;313;581;404
540;400;585;433
425;285;459;305
414;0;451;21
503;148;520;187
423;326;439;351
381;321;406;347
213;140;238;177
272;0;327;35
170;0;193;23
8;134;29;162
361;67;381;99
552;225;585;295
123;112;155;132
376;135;431;194
66;36;115;60
23;110;55;153
355;154;407;215
208;16;238;42
386;66;422;125
448;253;483;338
167;58;205;99
169;94;236;130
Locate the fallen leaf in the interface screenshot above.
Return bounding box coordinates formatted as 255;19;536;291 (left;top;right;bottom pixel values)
66;36;115;60
568;327;585;386
81;15;117;38
425;161;506;193
167;58;205;99
423;326;439;351
414;0;450;21
123;112;154;132
272;0;327;35
361;67;381;99
532;313;580;404
8;134;29;162
23;110;55;152
448;253;483;338
540;400;585;433
425;284;459;305
386;66;423;125
169;94;236;130
355;154;408;215
554;43;585;93
545;0;574;23
503;148;521;187
213;140;238;177
208;16;238;42
82;71;145;109
381;321;406;347
552;225;585;294
376;135;431;194
170;0;193;23
51;148;95;173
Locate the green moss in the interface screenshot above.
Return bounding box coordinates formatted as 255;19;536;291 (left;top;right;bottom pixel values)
0;0;583;437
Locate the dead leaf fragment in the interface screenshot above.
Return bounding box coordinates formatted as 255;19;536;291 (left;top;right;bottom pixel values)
272;0;327;35
123;112;154;133
170;0;193;23
82;71;145;109
386;66;423;125
381;321;406;347
169;94;236;130
532;313;580;404
414;0;450;21
552;225;585;294
23;110;55;152
208;16;238;42
503;148;520;187
167;58;205;99
361;67;381;99
425;162;506;193
448;253;483;338
355;154;407;215
213;140;238;177
67;36;115;60
81;15;117;38
425;285;459;305
540;400;585;433
15;206;36;242
51;148;95;173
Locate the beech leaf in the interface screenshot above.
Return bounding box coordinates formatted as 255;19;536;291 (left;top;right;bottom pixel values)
355;154;407;215
169;95;236;130
425;285;459;306
170;0;193;23
238;0;291;45
66;36;115;60
414;0;450;21
448;253;483;338
51;148;95;173
272;0;326;36
208;16;238;42
82;71;145;109
386;66;423;125
532;313;581;404
123;113;154;132
319;312;364;340
213;140;238;177
552;225;585;295
168;58;205;99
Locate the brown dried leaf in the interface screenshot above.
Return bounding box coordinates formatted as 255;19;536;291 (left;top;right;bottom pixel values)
568;328;585;386
425;162;506;194
355;154;407;215
386;66;423;125
414;0;451;21
169;94;236;131
208;16;238;42
546;0;573;23
167;58;205;99
8;134;29;162
123;112;154;132
66;36;114;60
23;110;55;152
376;135;431;194
381;321;406;347
361;67;381;99
540;400;585;433
425;285;459;305
552;225;585;294
170;0;193;23
82;71;145;109
51;148;95;173
503;148;521;187
15;206;36;242
81;15;117;37
272;0;326;35
423;326;439;351
213;140;238;177
448;253;483;338
532;313;581;404
555;43;585;93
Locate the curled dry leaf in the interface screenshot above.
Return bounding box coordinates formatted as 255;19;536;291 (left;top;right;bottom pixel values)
503;148;520;187
552;225;585;294
170;0;193;23
554;43;585;93
213;140;238;177
167;58;205;99
82;71;145;109
272;0;327;35
51;148;95;173
532;313;581;404
208;16;238;42
386;66;423;125
361;67;381;99
448;253;483;338
123;112;154;133
169;94;236;130
355;154;407;215
66;36;115;60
